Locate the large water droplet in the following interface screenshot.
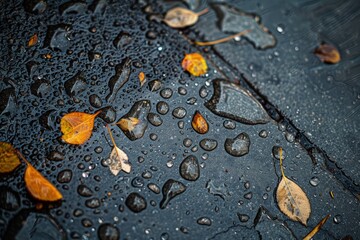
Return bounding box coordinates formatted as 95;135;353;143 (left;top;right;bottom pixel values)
160;179;186;209
98;223;120;240
125;192;147;213
179;155;200;181
224;132;250;157
106;58;131;103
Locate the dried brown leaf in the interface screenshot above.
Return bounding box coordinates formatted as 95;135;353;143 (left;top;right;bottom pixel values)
191;111;209;134
163;7;208;28
314;43;341;64
303;214;330;240
28;33;38;47
276;148;311;225
0;142;21;173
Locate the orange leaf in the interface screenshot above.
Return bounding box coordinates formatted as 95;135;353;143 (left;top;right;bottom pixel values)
28;33;38;47
191;111;209;134
60;111;100;145
138;72;146;87
314;43;341;64
24;161;63;201
182;53;207;76
0;142;21;173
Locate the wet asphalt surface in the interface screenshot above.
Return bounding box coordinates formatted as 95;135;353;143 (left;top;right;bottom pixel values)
0;0;359;239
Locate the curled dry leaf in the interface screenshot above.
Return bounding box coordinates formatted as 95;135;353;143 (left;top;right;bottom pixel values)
163;7;208;28
60;111;100;145
117;117;140;132
276;147;311;225
17;152;63;201
106;126;131;175
28;33;38;47
314;43;341;64
191;111;209;134
0;142;21;173
138;71;146;87
303;214;330;240
182;52;208;76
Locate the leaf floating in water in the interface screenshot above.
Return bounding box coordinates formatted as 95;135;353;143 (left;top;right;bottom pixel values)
191;111;209;134
276;148;311;225
163;7;208;28
28;33;38;47
60;111;101;145
18;152;63;201
0;142;21;173
303;214;330;240
138;71;146;87
106;126;131;175
314;43;340;64
117;117;140;132
182;52;208;76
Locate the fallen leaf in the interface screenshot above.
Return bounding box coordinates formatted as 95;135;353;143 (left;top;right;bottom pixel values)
138;71;146;87
182;52;208;76
314;43;341;64
0;142;21;173
17;152;63;201
60;111;101;145
163;7;208;28
106;125;131;175
116;117;140;132
28;33;38;47
276;147;311;225
191;111;209;134
303;214;330;240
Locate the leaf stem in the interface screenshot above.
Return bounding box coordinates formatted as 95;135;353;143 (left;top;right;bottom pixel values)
279;147;286;178
106;125;117;148
195;29;251;46
196;8;209;16
16;150;30;166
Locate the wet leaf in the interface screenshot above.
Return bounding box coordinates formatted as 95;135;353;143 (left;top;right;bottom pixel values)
60;111;100;145
116;117;140;132
28;33;38;47
0;142;21;173
182;52;207;76
163;7;208;28
138;71;146;87
106;126;131;175
314;43;341;64
191;111;209;134
17;152;63;201
276;148;311;225
303;214;330;240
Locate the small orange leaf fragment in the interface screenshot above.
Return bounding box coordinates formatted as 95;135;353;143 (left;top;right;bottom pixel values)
24;161;63;201
138;72;146;87
116;117;140;132
182;52;207;76
60;111;100;145
0;142;21;173
191;111;209;134
28;33;38;47
314;43;341;64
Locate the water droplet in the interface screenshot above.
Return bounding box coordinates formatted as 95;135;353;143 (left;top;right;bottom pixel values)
199;86;208;98
186;97;197;105
285;132;295;143
64;72;87;97
157;101;169;115
276;24;285;34
199;139;218;151
224;132;250;157
148;79;162;92
183;138;193;148
47;151;64;161
94;146;103;154
131;177;144;188
172;107;187;119
178;87;187;95
259;130;268;138
149;133;158;141
147;183;160;194
142;170;152;179
0;187;20;211
85;198;100;208
166;160;174;168
309;177;320;187
125;192;147;213
160;88;173;99
98;223;120;240
81;218;93;227
244;181;250;189
113;31;132;49
206;179;230;200
24;0;47;14
57;169;72;183
237;213;250;222
77;184;93;197
244;192;252;200
197;217;212;226
89;94;102;108
160;179;186;209
44;23;72;51
272;146;286;160
223;120;236;129
147;113;163;126
179;155;200;181
262;193;268;200
106;58;131;103
333;214;342;224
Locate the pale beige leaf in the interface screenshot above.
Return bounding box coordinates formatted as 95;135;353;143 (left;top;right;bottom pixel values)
108;146;131;176
163;7;199;28
276;176;311;225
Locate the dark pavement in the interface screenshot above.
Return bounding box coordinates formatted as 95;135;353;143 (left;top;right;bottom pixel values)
0;0;359;239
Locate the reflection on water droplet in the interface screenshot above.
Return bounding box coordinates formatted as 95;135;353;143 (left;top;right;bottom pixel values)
333;214;342;224
276;24;285;34
309;177;319;187
259;130;268;138
197;217;212;226
272;146;286;160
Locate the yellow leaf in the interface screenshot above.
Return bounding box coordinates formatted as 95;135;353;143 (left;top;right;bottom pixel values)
138;72;146;87
276;147;311;225
16;152;63;202
28;33;38;47
106;125;131;175
116;117;140;132
303;214;330;240
0;142;21;173
60;111;100;145
182;53;208;76
163;7;208;28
